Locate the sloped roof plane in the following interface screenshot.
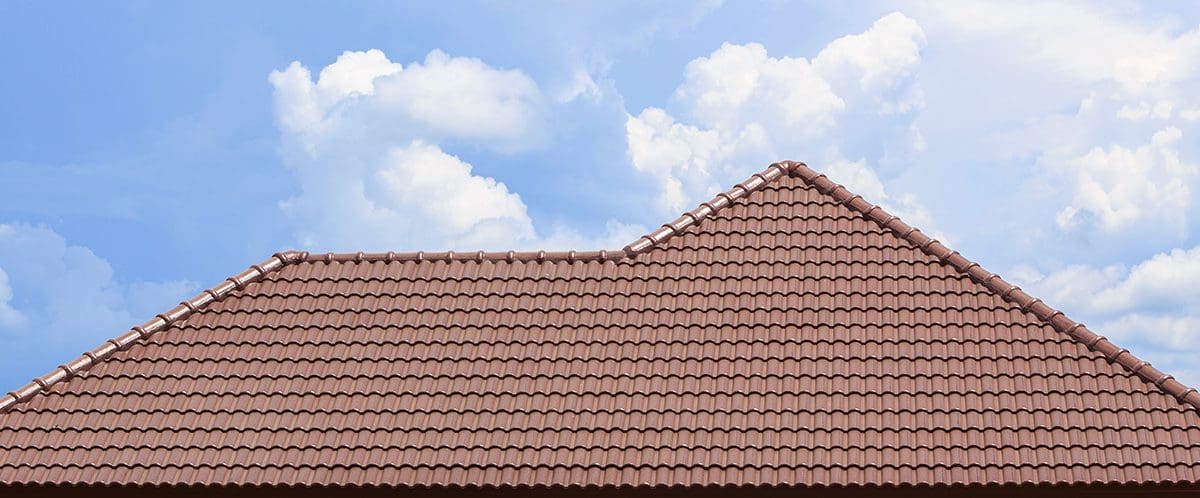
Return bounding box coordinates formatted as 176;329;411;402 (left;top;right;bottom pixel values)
1;161;1198;492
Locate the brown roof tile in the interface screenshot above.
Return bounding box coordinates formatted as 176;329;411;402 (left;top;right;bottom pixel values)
1;161;1198;488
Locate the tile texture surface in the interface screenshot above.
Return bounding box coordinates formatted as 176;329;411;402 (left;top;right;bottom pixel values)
1;162;1198;487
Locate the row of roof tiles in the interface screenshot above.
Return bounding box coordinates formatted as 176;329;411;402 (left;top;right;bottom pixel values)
3;462;1199;488
11;408;1196;432
1;161;1198;490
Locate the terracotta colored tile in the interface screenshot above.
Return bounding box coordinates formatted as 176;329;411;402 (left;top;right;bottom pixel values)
1;162;1198;489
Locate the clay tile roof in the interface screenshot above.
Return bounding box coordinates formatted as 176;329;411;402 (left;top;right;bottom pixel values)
1;160;1199;489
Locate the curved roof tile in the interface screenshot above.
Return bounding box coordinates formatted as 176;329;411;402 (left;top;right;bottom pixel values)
1;161;1197;489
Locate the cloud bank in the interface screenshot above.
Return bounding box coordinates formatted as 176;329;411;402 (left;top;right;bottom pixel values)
270;49;641;251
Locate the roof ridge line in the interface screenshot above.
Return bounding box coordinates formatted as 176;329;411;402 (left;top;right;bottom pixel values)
783;160;1200;411
292;249;630;264
623;161;794;255
0;250;307;413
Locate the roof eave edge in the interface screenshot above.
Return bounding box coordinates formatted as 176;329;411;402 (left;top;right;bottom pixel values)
785;160;1200;411
0;250;306;413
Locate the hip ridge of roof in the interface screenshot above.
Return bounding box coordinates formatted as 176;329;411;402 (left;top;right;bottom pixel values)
3;160;1196;414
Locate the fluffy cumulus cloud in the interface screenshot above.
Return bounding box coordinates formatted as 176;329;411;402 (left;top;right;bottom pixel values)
811;13;926;113
1055;127;1196;232
0;224;194;387
625;13;934;229
270;49;641;251
272;49;548;152
625;107;736;212
670;42;845;136
1034;94;1200;244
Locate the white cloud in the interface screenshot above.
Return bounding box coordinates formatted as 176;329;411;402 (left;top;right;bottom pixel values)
315;49;402;98
1012;262;1126;316
812;12;927;113
1099;313;1200;389
1054;127;1195;232
376;50;548;147
373;141;535;246
271;49;548;153
894;0;1200;290
0;267;25;329
538;220;649;250
1090;246;1200;313
0;223;194;343
270;49;542;251
625;13;935;233
1017;245;1200;317
271;49;643;251
625;107;737;212
1099;314;1200;357
672;42;845;135
921;1;1200;95
276;140;539;251
1116;101;1174;121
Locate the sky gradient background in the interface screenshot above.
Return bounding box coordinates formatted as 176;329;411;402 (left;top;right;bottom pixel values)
2;1;1200;390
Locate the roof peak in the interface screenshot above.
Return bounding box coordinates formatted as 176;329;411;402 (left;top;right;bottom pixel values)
2;160;1197;413
623;161;799;255
626;159;1200;411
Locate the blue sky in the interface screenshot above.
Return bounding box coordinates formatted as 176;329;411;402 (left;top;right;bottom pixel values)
2;1;1200;390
